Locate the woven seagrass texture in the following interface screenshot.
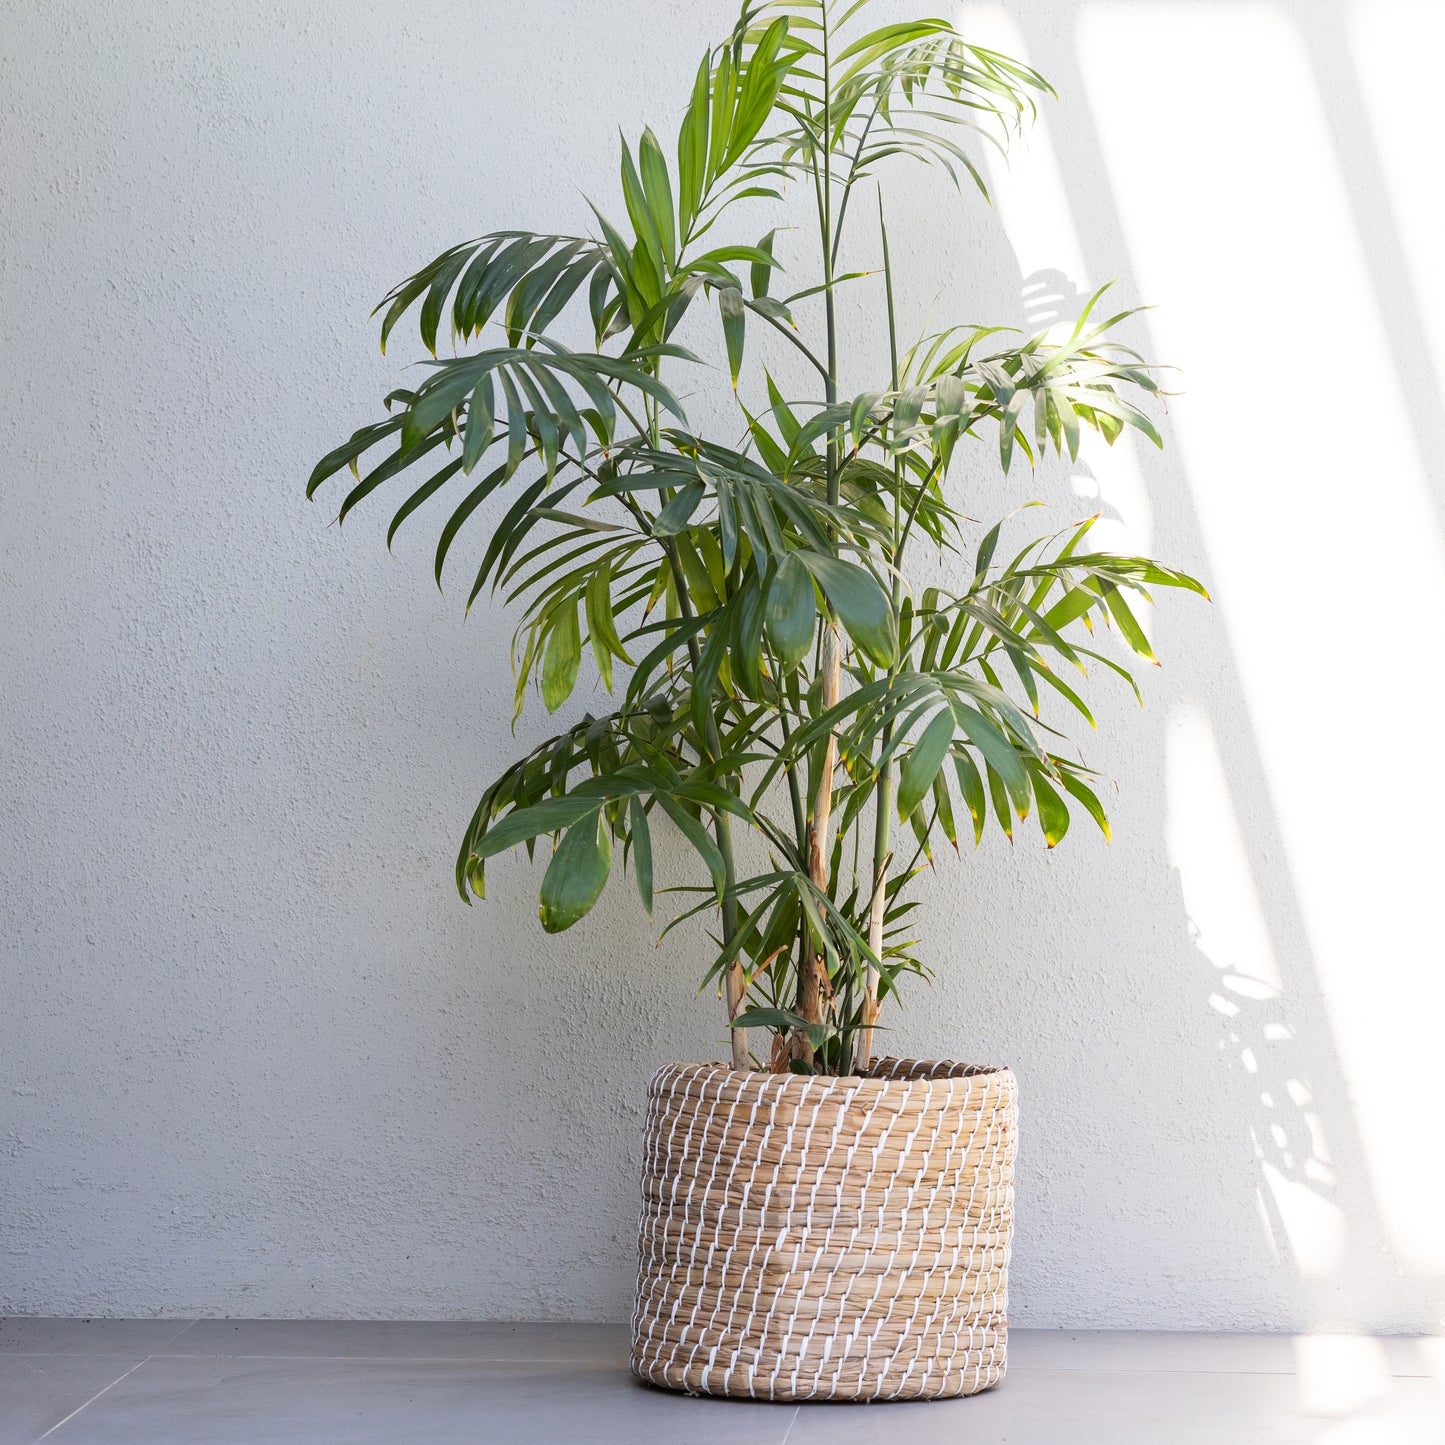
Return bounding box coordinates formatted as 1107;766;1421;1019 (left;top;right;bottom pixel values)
630;1057;1017;1401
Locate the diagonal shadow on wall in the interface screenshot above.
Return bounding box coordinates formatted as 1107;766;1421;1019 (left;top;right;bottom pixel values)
999;0;1445;1333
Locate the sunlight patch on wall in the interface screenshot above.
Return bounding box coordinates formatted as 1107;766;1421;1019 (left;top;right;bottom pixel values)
1349;0;1445;404
1078;1;1445;1272
1169;704;1341;1275
958;4;1089;284
1258;1160;1344;1281
957;2;1153;553
1166;705;1280;995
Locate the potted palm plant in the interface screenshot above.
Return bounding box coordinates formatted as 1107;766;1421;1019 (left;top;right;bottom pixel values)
308;0;1204;1403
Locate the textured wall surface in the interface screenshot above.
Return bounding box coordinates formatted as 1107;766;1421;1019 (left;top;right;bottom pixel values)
3;0;1442;1330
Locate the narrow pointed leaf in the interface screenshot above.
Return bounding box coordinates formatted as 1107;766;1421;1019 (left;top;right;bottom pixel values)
799;554;896;667
766;553;816;669
541;601;581;712
473;796;602;859
718;285;745;387
1032;772;1070;847
539;813;612;932
953;751;987;845
1060;770;1112;841
628;796;654;915
897;708;955;819
1100;581;1156;662
638;128;677;270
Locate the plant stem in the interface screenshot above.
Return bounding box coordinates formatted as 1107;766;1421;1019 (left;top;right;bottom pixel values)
830;96;883;274
776;705;808;856
861;194;904;1069
798;13;839;1062
662;547;747;1069
643;335;749;1068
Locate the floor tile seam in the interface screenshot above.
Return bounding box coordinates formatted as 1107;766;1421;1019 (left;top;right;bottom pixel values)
73;1352;1441;1380
0;1351;155;1360
1011;1363;1439;1380
33;1355;154;1442
162;1320;203;1347
776;1402;803;1444
147;1351;627;1364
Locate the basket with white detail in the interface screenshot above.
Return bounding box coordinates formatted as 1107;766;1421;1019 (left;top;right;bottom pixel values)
630;1057;1017;1402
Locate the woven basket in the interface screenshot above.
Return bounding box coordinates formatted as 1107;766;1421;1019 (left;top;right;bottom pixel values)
630;1056;1017;1402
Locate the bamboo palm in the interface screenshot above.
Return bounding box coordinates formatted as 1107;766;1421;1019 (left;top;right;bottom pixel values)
306;0;1206;1077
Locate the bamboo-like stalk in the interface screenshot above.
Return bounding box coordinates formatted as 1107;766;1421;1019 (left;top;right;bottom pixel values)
797;13;839;1054
860;771;889;1066
662;541;748;1070
798;624;839;1054
860;197;905;1069
716;811;748;1071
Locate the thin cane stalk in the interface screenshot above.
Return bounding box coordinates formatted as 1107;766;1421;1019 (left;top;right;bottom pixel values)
860;194;904;1069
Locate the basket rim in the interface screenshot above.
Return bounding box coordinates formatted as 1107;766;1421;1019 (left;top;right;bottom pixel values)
647;1057;1013;1099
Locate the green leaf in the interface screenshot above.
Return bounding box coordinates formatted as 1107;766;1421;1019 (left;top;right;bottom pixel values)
418;245;476;356
726;17;791;164
848;392;883;447
985;762;1015;842
584;570;615;690
473;796;602;859
707;44;734;181
541;601;581;712
742;402;789;475
628;796;653;916
974;516;1005;583
731;1006;828;1050
618;133;666;284
464;854;485;901
499;368;528;479
585;563;632;687
655;793;726;898
953;751;987;845
718;285;745;387
539;813;612;932
952;702;1032;813
765;372;803;449
729;570;766;697
385;456;464;551
432;460;517;586
652;482;705;536
1040;585;1100;634
638;128;677;270
677;54;710;241
672;532;719;610
1099;580;1157;662
932;769;957;849
751;228;778;300
307;416;404;498
1059;770;1112;841
897;709;955;819
1032;772;1070;847
787;402;852;463
462;376;495;473
799;554;896;668
766;553;816;669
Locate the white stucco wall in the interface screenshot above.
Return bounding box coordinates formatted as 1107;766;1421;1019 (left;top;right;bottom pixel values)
3;0;1441;1331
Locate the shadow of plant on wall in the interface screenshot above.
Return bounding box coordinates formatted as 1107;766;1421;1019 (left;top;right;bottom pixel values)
1020;267;1087;332
1189;897;1343;1278
966;0;1445;1335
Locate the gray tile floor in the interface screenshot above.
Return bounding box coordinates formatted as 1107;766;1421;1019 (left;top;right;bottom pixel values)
2;1319;1442;1443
